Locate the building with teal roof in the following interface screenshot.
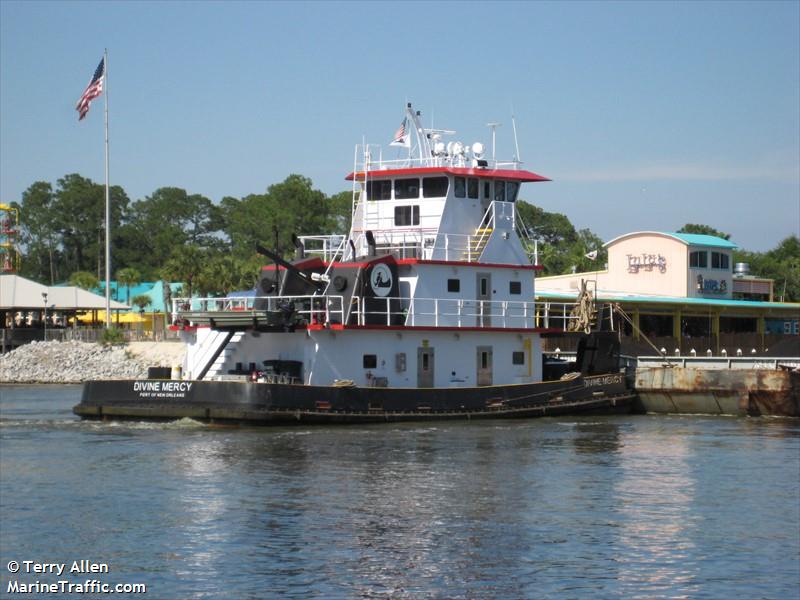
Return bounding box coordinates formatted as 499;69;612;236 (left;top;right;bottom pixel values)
537;231;798;354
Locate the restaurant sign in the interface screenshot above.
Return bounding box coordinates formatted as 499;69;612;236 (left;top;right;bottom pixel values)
627;253;667;274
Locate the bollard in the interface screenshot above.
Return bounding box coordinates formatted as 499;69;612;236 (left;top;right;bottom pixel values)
706;349;713;357
721;349;727;357
171;365;182;380
690;348;697;357
674;348;680;356
736;348;743;356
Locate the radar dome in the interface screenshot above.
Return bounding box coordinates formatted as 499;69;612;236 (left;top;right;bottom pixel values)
472;142;485;158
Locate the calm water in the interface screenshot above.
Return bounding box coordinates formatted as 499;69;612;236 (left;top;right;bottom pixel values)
1;385;798;599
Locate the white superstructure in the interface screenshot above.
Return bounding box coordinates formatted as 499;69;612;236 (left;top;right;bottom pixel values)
174;104;583;388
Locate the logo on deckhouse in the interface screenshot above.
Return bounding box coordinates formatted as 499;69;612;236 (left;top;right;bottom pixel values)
370;264;393;297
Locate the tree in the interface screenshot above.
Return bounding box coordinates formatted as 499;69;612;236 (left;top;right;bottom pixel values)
69;270;100;290
123;187;222;278
131;294;151;312
736;235;800;302
15;182;61;283
116;267;141;304
221;175;335;259
161;245;206;300
677;223;731;240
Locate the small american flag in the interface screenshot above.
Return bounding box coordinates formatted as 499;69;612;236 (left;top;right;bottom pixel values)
390;117;410;147
75;57;105;121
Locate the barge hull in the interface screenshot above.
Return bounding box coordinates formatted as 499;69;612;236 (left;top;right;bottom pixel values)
634;367;799;417
74;374;633;424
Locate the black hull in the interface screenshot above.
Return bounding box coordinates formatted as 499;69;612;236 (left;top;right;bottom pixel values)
74;373;635;425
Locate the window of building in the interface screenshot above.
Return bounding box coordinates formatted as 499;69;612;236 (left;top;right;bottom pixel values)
506;181;519;202
454;177;466;198
494;180;506;202
394;205;420;226
395;178;420;199
467;178;479;199
447;279;460;292
423;176;449;198
689;251;707;268
363;354;377;369
366;179;391;201
512;351;525;365
711;251;730;270
509;281;522;295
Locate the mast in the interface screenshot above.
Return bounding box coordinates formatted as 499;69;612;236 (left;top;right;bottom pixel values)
103;48;111;328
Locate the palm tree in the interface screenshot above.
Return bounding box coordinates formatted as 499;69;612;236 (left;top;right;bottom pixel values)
69;270;100;291
116;267;141;305
161;245;205;301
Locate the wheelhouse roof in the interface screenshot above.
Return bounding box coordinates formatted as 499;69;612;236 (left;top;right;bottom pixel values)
346;166;550;183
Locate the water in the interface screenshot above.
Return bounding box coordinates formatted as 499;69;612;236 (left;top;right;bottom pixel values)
1;385;798;599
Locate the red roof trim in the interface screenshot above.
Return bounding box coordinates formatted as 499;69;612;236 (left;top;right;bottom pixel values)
345;166;550;182
307;323;557;334
397;258;543;271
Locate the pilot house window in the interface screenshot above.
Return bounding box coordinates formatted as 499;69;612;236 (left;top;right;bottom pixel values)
366;180;391;201
454;177;466;198
395;205;420;226
468;178;479;199
423;176;449;198
494;180;506;202
509;281;522;295
395;178;420;199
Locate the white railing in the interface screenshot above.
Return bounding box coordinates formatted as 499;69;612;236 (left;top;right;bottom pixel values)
296;235;346;262
174;295;579;331
355;143;523;173
172;295;346;325
352;296;578;330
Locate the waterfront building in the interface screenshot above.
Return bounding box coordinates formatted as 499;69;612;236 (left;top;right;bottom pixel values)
535;231;799;355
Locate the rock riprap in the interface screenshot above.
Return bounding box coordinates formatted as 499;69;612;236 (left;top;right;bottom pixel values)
0;340;175;383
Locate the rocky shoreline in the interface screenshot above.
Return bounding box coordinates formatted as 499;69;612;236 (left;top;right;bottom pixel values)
0;340;185;384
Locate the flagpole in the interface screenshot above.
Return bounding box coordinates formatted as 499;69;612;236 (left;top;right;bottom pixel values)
103;48;111;328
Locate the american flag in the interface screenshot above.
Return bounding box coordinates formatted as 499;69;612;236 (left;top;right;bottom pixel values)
75;57;105;121
390;117;409;147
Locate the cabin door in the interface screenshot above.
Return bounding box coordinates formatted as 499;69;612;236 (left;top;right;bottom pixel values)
476;273;491;327
476;346;493;386
417;347;434;388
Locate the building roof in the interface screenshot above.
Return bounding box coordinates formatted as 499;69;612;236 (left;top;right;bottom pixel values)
537;289;799;312
0;274;129;310
604;231;737;249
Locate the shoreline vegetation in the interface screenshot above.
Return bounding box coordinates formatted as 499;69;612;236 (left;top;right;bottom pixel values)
0;340;184;384
8;173;798;302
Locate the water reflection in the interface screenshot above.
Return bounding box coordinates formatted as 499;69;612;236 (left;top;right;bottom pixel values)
614;422;699;596
3;387;799;599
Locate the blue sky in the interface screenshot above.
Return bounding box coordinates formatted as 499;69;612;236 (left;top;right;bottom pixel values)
1;1;798;252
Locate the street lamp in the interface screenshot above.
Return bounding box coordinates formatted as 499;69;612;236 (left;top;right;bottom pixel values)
41;292;48;342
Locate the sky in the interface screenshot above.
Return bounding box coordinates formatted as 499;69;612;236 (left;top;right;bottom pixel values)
1;0;798;252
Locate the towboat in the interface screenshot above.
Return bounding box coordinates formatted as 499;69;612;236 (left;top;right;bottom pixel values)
75;103;635;424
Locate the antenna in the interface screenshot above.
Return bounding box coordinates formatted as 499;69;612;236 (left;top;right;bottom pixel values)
486;122;501;162
511;113;521;163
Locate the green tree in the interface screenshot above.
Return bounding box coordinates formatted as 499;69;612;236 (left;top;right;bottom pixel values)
14;183;60;283
131;294;151;312
123;187;222;278
161;245;205;300
68;270;100;290
222;175;334;259
116;267;141;304
677;223;731;240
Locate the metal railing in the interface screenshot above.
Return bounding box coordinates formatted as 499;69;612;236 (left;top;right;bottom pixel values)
173;295;346;325
173;294;579;332
355;143;523;173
